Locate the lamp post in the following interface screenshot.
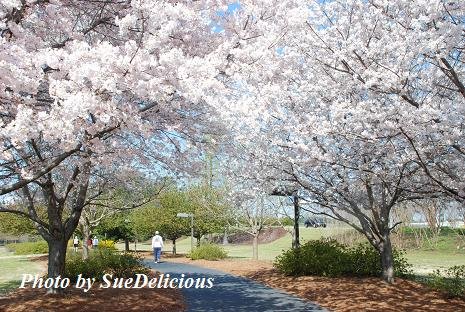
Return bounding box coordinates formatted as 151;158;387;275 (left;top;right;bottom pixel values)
177;213;194;253
124;218;131;251
271;186;300;249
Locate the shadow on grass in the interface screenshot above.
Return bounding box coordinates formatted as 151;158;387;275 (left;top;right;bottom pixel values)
0;280;21;295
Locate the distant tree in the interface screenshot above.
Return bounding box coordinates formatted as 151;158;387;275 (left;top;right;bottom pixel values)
230;194;276;260
156;190;192;254
0;212;37;236
418;199;446;237
187;185;229;246
131;189;191;254
95;212;135;251
79;176;159;258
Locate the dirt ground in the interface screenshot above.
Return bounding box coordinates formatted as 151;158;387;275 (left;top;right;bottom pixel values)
163;257;465;312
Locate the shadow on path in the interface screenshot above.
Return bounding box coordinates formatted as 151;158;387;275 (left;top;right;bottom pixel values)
145;261;326;312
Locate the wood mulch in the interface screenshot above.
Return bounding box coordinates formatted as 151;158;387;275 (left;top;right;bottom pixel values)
163;257;465;312
0;285;185;312
1;256;185;312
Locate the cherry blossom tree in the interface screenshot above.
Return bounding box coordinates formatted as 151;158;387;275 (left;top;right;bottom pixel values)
214;0;463;283
2;0;463;288
0;0;244;291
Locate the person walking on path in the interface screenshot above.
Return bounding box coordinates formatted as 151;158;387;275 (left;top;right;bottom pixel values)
152;231;164;263
92;236;99;249
73;236;79;252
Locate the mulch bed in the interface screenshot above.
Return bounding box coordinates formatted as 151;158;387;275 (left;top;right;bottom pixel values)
246;269;465;312
0;266;185;312
0;285;185;312
162;257;465;312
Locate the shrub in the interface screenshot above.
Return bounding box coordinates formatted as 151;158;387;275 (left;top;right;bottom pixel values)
98;240;117;250
346;243;382;277
274;239;349;277
426;265;465;299
274;238;412;278
392;249;414;277
188;243;227;260
6;240;48;255
346;244;412;277
64;248;149;282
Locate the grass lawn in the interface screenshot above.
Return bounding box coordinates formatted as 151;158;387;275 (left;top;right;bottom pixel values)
0;246;11;257
403;228;465;273
119;226;464;274
405;250;465;274
118;226;351;260
218;226;351;260
0;247;44;294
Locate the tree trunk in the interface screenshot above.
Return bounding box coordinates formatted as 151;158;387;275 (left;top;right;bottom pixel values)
292;193;300;248
172;239;176;255
47;238;67;294
81;223;91;260
222;227;228;245
252;234;258;260
124;238;130;251
380;236;395;284
196;236;201;247
82;234;90;260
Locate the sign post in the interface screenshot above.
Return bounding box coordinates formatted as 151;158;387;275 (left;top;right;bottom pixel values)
177;213;194;253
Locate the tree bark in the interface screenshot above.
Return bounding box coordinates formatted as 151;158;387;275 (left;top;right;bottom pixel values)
252;234;258;260
172;239;176;255
379;236;395;284
47;238;67;294
222;227;228;245
80;222;91;260
124;238;129;251
292;194;300;249
82;234;90;259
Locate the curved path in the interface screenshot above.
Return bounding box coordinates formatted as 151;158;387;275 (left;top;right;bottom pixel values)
145;261;326;312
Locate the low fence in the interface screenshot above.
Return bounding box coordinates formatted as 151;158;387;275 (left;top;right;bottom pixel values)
0;235;40;246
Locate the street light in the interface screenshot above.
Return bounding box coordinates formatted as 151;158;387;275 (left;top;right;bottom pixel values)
177;213;194;253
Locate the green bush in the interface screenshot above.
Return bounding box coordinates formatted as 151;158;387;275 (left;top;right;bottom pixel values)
274;238;412;278
64;248;149;282
426;265;465;299
274;239;349;277
6;240;48;255
188;243;227;260
346;243;382;277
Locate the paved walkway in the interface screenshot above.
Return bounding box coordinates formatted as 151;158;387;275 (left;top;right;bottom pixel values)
145;261;326;312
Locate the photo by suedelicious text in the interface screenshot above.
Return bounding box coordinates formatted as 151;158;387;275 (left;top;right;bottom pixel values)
19;273;214;292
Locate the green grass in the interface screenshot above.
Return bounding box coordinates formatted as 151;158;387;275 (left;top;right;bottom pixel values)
0;246;11;257
399;227;465;274
118;226;465;275
0;247;43;294
405;250;465;274
118;226;351;260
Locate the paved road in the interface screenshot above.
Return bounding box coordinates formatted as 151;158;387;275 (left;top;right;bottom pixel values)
145;261;326;312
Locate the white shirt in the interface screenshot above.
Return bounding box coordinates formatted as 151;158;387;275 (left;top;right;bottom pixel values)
73;238;79;244
152;235;164;248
